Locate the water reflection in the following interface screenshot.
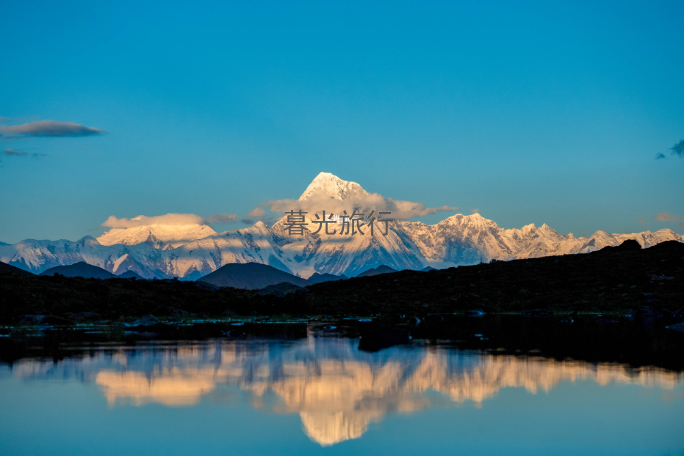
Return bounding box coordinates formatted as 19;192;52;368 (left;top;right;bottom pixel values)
7;337;682;446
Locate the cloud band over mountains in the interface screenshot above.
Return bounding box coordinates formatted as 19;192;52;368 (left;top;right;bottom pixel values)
256;194;457;221
0;120;106;137
102;213;238;228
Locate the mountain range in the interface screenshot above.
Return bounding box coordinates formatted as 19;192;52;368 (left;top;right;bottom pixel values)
1;172;681;279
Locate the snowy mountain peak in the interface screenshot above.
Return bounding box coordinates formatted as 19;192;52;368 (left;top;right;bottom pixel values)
539;223;558;235
299;172;369;201
441;212;499;229
248;221;271;234
467;213;488;223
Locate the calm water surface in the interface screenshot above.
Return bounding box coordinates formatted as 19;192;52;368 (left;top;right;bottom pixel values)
0;327;683;455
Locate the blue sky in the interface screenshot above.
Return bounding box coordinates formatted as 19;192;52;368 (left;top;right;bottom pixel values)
1;0;683;243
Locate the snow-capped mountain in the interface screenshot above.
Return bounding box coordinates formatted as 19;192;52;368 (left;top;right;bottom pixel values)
299;172;369;201
1;172;682;279
96;224;216;250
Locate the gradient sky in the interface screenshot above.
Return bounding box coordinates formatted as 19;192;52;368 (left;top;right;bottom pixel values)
1;0;683;243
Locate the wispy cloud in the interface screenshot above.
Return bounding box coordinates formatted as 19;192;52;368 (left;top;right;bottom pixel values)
0;120;106;137
240;207;278;226
102;212;238;228
637;217;646;224
241;216;280;226
247;207;266;218
2;148;47;158
654;211;682;222
470;208;480;214
657;140;684;159
205;213;238;224
2;148;27;156
672;140;684;157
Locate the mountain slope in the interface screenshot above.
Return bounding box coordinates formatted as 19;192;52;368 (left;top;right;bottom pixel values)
307;272;346;285
356;265;398;277
198;262;309;289
41;261;114;279
117;270;145;280
0;261;34;277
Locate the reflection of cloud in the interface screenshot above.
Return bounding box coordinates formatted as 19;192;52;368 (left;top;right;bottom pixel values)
0;120;106;137
96;368;223;406
10;339;682;446
654;212;682;222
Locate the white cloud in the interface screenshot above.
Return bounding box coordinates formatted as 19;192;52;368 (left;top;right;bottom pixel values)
654;212;682;222
102;212;238;228
247;207;266;217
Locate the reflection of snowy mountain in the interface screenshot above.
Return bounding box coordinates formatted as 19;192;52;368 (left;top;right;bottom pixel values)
6;337;680;446
1;172;682;278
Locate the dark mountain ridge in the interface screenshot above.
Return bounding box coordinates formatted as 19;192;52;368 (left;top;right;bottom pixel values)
0;240;682;324
198;262;309;290
307;272;346;285
117;270;145;280
356;265;398;277
41;261;114;279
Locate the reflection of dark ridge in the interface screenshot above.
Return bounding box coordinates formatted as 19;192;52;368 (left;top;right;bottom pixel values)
1;318;684;372
408;315;684;372
0;323;307;365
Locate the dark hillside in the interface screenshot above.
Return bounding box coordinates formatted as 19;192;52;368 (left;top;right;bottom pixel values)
0;240;682;323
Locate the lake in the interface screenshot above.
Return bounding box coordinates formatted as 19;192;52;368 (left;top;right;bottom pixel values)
0;320;683;455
